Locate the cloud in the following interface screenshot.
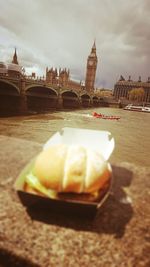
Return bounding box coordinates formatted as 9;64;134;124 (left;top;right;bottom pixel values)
0;0;150;88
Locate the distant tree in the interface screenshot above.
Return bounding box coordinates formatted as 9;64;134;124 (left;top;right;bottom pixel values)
128;88;145;102
94;88;113;97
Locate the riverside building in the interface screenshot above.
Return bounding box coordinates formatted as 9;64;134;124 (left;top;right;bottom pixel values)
114;75;150;103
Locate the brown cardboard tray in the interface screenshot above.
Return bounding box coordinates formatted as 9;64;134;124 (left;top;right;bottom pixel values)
14;159;112;218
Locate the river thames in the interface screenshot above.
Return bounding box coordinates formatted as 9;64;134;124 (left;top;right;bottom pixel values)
0;107;149;167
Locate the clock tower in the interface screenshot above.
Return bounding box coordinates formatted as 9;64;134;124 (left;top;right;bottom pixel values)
85;41;98;92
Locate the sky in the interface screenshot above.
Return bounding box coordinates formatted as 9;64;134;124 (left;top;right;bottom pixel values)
0;0;150;89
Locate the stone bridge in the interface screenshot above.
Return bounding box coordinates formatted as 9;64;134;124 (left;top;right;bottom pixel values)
0;74;107;115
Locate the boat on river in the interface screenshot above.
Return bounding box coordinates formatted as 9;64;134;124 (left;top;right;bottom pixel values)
124;104;150;113
93;112;121;120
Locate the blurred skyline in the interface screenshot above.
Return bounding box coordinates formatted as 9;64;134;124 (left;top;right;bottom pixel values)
0;0;150;89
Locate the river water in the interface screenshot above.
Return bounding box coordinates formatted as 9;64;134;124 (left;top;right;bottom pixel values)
0;107;149;167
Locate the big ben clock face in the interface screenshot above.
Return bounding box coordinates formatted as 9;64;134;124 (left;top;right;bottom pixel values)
88;60;93;66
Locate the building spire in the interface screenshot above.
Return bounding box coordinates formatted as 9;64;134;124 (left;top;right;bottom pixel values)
12;47;18;64
92;39;96;50
90;39;97;56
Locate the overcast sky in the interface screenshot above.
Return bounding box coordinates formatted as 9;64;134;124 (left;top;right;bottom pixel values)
0;0;150;89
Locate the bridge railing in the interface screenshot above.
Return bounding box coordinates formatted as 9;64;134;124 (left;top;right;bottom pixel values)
0;73;21;81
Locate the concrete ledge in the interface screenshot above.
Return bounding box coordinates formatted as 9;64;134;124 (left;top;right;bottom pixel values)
0;136;150;267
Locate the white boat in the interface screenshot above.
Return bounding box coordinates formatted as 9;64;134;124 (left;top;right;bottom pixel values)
124;104;150;113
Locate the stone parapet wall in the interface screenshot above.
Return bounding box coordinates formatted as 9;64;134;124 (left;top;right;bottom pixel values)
0;136;150;267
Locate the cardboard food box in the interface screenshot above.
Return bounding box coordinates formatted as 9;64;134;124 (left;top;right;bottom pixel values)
14;127;115;218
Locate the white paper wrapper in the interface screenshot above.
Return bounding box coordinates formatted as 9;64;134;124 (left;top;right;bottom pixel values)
43;127;115;161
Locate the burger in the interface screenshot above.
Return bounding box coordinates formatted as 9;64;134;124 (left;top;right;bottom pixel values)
24;144;112;202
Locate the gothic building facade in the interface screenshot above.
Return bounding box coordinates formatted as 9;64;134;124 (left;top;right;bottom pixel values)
46;67;83;91
1;43;98;92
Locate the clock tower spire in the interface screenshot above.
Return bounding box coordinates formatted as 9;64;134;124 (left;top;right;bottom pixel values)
85;41;98;92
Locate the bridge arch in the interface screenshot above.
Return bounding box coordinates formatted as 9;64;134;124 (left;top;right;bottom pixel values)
92;96;99;106
80;93;91;107
0;79;20;95
61;90;80;108
0;79;20;115
61;88;79;95
25;85;58;111
26;85;58;95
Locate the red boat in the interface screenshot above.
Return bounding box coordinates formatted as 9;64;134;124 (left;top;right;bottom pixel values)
93;112;120;120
